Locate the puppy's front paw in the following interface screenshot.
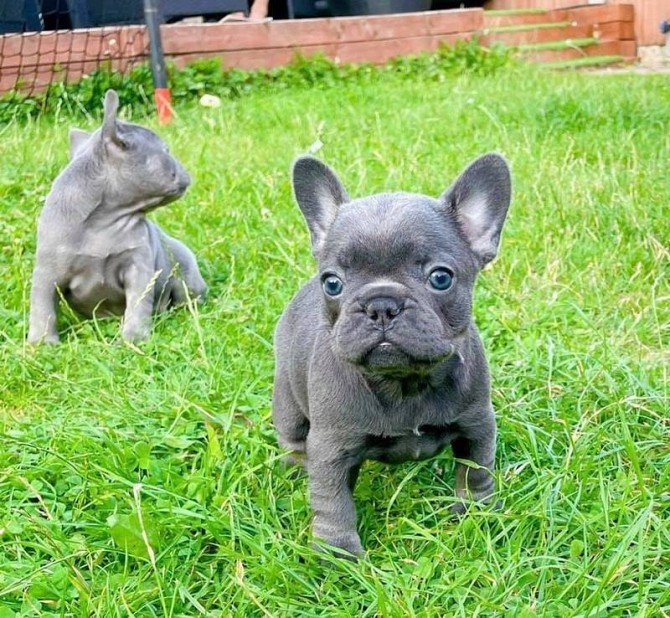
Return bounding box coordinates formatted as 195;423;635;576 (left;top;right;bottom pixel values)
312;539;366;563
27;333;60;345
122;326;150;343
312;524;365;561
450;497;502;519
449;500;469;518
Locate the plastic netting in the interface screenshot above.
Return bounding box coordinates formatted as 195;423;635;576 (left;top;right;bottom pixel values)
0;0;151;96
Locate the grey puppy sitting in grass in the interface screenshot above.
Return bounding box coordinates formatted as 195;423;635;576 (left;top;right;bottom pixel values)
273;153;511;558
28;89;206;344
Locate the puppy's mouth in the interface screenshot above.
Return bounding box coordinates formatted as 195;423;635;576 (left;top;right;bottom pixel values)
174;180;190;196
167;184;188;199
146;186;186;211
364;341;407;367
361;340;451;376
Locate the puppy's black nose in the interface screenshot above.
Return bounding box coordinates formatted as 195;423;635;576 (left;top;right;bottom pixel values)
365;297;403;325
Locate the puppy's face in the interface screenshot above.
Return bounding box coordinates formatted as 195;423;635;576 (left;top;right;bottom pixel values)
318;195;478;373
70;90;191;211
292;155;511;376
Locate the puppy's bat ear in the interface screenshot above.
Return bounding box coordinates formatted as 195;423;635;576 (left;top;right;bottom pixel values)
69;129;91;159
292;156;350;257
101;89;125;148
440;153;511;266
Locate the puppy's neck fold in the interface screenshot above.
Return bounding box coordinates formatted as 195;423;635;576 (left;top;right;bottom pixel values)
364;353;462;404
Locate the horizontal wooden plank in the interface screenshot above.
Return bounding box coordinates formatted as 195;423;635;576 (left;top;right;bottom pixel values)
168;32;471;70
618;39;637;57
344;14;427;41
521;39;636;63
1;62;79;93
485;0;575;8
218;45;334;70
484;4;634;28
487;24;592;46
486;21;633;46
336;33;470;64
161;23;267;55
0;71;18;93
566;4;634;25
484;11;567;29
594;20;635;42
427;10;482;35
160;8;481;54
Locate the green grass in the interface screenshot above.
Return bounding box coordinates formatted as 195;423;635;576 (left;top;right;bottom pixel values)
543;55;628;70
1;64;669;616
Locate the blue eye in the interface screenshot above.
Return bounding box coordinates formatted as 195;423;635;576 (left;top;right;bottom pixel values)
428;268;453;291
322;275;343;297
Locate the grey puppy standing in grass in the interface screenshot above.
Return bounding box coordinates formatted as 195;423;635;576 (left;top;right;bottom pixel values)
273;153;511;558
28;89;206;344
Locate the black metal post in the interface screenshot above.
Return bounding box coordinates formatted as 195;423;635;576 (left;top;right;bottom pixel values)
143;0;171;123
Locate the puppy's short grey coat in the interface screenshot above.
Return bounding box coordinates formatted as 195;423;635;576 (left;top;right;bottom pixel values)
273;154;511;557
28;90;206;344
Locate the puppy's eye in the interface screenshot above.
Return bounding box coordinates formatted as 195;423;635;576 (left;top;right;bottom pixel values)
428;268;453;291
322;275;343;297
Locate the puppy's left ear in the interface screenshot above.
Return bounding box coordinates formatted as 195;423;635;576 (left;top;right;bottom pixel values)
440;153;511;266
292;156;350;257
69;129;91;159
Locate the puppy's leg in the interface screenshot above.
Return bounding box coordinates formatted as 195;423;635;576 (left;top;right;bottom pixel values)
161;235;207;304
307;435;364;559
28;266;61;344
451;410;497;514
121;264;156;342
348;463;361;492
272;378;309;468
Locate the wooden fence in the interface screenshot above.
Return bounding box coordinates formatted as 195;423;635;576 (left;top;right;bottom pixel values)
0;3;646;96
0;8;482;94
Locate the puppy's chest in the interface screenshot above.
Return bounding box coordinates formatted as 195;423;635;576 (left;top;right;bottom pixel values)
65;252;133;316
363;423;459;464
62;225;154;315
362;395;461;463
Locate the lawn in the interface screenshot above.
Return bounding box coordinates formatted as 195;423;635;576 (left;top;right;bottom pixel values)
0;63;668;616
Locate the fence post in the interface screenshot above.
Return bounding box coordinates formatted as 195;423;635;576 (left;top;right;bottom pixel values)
143;0;172;124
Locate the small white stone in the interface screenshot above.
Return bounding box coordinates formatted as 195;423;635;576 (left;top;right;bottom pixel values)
199;94;222;108
307;139;323;154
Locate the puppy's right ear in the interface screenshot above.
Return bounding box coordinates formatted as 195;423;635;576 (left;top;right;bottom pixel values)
69;129;91;159
440;153;511;267
101;89;125;148
292;156;349;257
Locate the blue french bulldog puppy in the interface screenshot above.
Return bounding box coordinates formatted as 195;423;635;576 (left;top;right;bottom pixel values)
28;89;206;344
273;153;511;558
